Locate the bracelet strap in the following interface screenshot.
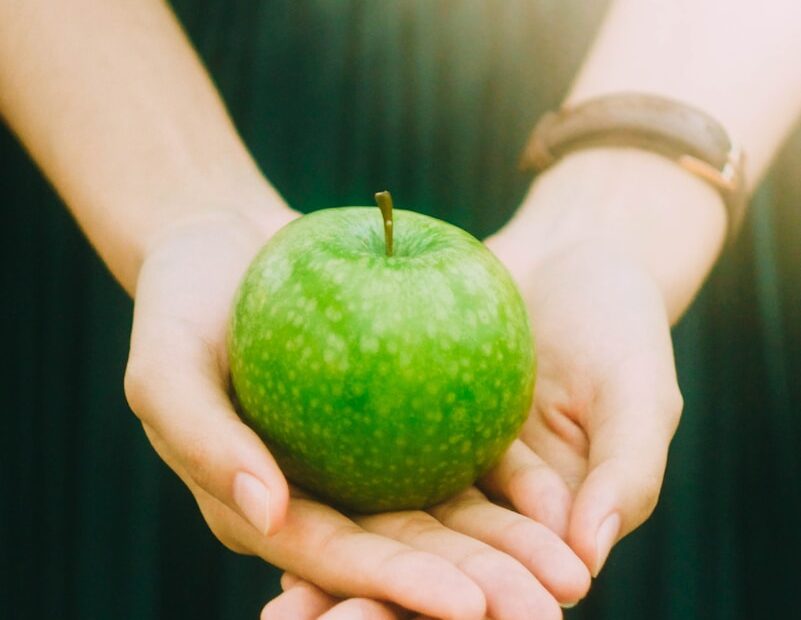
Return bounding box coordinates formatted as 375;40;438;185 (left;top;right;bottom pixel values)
519;93;747;240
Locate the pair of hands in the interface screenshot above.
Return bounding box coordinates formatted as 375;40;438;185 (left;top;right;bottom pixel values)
123;172;684;619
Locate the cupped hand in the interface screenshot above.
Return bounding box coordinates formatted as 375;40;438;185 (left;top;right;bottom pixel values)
123;206;589;620
478;147;725;579
481;234;683;578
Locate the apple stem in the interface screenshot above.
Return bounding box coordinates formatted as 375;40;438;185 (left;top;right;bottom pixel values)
374;190;394;257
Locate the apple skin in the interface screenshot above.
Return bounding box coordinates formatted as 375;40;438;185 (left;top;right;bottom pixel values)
228;207;535;513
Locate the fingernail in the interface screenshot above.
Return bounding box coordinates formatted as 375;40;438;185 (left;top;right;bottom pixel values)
233;472;271;535
593;512;620;577
560;601;579;609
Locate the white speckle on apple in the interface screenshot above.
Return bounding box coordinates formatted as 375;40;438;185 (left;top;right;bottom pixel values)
426;410;443;422
326;333;345;351
325;307;342;322
360;335;379;354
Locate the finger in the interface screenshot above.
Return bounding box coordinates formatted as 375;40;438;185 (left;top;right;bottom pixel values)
318;598;409;620
480;439;573;538
260;580;338;620
263;498;486;620
430;488;591;606
281;573;301;591
125;310;289;536
358;508;563;620
173;473;486;620
568;364;683;577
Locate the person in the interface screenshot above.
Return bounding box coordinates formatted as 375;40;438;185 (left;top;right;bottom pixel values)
2;1;800;619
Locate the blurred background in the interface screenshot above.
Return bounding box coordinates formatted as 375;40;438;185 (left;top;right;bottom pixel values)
2;1;800;618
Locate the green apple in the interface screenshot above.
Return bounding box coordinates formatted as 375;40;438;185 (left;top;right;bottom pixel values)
228;192;535;513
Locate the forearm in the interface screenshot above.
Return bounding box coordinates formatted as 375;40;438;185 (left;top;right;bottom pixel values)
0;0;290;293
501;0;801;321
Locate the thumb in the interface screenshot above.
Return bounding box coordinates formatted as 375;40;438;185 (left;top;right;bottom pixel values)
568;366;683;577
125;328;289;536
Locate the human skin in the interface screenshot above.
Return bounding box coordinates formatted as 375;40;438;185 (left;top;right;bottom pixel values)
0;1;591;618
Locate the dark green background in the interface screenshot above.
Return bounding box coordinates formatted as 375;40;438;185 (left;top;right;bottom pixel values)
2;1;800;618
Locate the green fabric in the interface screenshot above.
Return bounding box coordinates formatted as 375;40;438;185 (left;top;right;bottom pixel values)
3;1;800;618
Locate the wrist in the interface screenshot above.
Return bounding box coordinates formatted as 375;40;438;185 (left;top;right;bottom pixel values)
494;148;728;321
125;178;297;295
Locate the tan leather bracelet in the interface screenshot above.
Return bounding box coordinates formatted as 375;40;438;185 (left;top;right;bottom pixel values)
519;93;747;241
